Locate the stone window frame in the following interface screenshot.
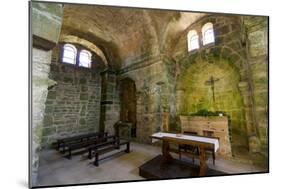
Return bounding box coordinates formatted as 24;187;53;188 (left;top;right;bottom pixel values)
187;30;200;52
186;21;216;54
60;43;93;69
62;44;77;65
201;22;215;46
79;49;92;68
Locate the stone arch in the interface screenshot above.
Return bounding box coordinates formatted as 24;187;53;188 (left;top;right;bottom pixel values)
177;55;249;154
198;46;245;71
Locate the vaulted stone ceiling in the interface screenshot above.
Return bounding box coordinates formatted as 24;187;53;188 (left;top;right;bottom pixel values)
60;4;205;68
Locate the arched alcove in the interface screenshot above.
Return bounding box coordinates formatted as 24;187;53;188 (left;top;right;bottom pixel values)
120;78;137;137
177;57;248;154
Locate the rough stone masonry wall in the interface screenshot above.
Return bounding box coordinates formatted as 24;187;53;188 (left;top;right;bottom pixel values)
119;56;171;143
172;15;253;155
31;2;63;187
41;46;102;146
244;16;268;156
100;70;120;135
32;48;54;185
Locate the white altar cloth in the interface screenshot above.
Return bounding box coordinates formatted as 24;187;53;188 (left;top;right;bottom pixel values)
151;132;219;152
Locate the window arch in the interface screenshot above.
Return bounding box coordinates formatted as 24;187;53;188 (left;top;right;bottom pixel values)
62;44;77;64
202;22;215;45
79;50;92;68
187;30;199;52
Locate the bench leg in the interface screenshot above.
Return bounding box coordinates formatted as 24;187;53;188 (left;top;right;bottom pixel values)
62;145;65;154
116;141;120;149
94;153;99;166
68;149;72;159
88;148;92;159
178;146;181;160
57;142;60;151
213;152;215;165
125;142;130;153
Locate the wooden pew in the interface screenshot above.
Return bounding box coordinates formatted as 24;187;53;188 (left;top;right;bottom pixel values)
87;136;130;166
55;132;107;152
62;133;108;159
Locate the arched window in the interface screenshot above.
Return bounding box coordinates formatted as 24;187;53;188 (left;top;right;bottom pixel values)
187;30;199;52
79;50;92;68
202;22;215;45
62;44;77;64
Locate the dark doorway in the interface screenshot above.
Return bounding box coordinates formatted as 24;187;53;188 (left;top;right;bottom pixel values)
120;78;137;137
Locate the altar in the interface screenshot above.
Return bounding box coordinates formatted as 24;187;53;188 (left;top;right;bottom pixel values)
180;115;232;157
139;132;225;179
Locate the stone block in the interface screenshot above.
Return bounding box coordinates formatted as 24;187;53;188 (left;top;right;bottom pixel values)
79;118;86;125
221;48;233;60
44;105;53;113
50;64;59;72
248;30;267;57
43;115;53;126
216;25;230;35
254;92;268;107
63;76;73;83
79;78;87;84
47;91;56;99
228;41;242;52
80;93;88;100
42;127;56;136
248;136;261;153
210;47;221;58
81;85;88;92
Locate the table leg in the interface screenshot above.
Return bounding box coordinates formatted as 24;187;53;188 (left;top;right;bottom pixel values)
199;147;207;176
162;140;173;162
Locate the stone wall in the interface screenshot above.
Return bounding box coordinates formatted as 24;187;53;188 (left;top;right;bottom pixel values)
115;15;268;160
32;48;54;186
100;70;120;135
172;16;249;155
244;16;268;156
40;46;102;146
31;2;63;187
120;56;171;143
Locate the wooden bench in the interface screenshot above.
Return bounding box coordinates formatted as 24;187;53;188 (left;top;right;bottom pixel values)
87;136;130;166
63;133;108;159
55;132;107;152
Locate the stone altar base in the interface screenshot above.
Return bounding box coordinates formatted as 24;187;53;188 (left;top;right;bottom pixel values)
139;155;226;179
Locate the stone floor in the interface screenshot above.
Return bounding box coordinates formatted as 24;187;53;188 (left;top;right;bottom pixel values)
36;142;267;187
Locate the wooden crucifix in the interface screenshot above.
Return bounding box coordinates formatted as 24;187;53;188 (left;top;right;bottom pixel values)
205;76;220;103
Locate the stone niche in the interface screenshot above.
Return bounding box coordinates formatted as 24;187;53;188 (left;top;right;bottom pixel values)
180;116;232;157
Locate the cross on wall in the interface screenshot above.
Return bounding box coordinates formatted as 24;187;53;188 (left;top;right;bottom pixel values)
204;76;220;103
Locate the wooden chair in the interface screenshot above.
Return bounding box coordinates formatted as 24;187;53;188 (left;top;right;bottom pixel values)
178;131;217;165
202;131;217;165
178;131;199;164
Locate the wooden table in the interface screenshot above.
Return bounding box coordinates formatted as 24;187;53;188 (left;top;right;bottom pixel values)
151;132;219;176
